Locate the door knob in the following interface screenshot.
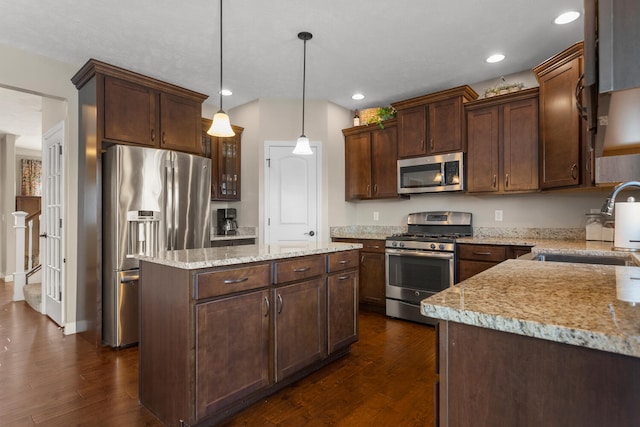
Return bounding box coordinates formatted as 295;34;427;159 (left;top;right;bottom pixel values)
39;233;48;238
304;230;315;236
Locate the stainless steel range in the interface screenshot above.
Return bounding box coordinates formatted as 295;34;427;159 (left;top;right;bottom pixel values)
385;211;472;325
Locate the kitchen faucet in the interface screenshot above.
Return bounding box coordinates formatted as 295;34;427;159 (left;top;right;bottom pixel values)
600;181;640;216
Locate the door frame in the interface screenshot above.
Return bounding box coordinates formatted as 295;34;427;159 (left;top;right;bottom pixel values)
263;141;322;245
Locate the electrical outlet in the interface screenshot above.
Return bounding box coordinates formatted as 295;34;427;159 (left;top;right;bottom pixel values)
373;211;379;221
494;210;503;221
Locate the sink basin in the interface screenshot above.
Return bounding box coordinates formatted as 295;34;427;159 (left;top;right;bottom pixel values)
529;253;635;266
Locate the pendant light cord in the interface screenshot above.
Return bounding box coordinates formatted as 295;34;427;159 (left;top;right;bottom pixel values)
301;36;307;136
219;0;224;112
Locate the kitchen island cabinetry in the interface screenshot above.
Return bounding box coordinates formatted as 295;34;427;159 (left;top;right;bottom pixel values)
137;244;360;426
72;59;207;155
533;42;591;189
332;238;386;313
327;251;359;354
466;88;539;193
343;122;398;200
201;118;243;201
423;258;640;425
392;86;478;158
456;243;531;283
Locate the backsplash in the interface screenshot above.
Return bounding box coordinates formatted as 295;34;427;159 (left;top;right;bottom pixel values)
467;227;584;240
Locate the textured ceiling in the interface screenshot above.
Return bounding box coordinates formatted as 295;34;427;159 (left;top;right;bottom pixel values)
0;0;584;150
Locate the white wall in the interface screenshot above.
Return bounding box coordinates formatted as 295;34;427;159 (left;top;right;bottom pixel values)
0;134;17;280
0;43;79;333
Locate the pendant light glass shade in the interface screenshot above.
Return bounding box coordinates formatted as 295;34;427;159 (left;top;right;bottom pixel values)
293;135;313;155
293;31;313;155
209;0;235;137
207;111;234;137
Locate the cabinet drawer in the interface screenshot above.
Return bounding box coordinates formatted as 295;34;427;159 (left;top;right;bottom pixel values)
457;244;507;262
274;255;325;284
360;239;385;253
195;264;271;300
327;250;359;273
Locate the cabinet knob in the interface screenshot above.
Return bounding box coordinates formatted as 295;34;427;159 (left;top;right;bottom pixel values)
151;129;155;142
162;131;166;145
430;138;434;151
373;184;378;194
505;174;509;188
493;175;497;188
264;296;270;317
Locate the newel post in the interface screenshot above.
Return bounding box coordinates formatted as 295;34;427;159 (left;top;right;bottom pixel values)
12;211;27;301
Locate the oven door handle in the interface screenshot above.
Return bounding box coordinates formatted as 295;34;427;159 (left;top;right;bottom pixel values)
385;248;454;260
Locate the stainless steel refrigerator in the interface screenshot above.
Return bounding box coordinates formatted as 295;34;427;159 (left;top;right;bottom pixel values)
102;145;211;347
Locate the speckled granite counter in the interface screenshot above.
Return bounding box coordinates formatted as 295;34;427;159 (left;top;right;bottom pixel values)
134;241;362;270
422;258;640;358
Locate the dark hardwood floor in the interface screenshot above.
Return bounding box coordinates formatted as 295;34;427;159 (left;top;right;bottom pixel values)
0;280;436;426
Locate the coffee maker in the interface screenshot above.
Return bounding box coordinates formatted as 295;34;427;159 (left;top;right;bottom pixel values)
217;208;238;235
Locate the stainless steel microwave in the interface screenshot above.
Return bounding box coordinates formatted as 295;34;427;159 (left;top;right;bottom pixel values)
397;152;464;194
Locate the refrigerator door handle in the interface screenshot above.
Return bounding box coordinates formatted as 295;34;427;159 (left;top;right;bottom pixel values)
165;161;172;251
171;160;177;250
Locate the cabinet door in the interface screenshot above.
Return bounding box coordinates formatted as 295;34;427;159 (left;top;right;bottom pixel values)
467;106;500;193
538;56;582;188
359;251;386;307
371;126;398;198
345;132;372;200
327;270;358;354
429;97;463;154
274;278;327;382
103;76;157;146
195;289;271;419
159;93;202;155
215;132;241;200
397;105;427;158
503;97;539;191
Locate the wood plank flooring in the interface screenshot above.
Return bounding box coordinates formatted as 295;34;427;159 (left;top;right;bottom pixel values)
0;280;436;426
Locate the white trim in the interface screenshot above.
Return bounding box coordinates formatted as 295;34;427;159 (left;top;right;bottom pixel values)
263;140;323;245
4;275;14;282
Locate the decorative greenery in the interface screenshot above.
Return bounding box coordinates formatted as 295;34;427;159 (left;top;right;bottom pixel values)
484;82;525;98
366;106;397;128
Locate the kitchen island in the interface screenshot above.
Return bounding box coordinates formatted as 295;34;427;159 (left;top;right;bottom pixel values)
135;242;361;426
422;256;640;426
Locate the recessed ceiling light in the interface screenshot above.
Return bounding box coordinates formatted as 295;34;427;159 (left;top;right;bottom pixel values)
486;54;505;64
220;89;232;96
554;11;580;24
352;93;365;100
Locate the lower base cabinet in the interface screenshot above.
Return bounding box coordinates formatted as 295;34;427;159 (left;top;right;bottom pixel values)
196;289;271;419
274;278;327;382
139;250;358;427
437;321;640;425
456;243;531;283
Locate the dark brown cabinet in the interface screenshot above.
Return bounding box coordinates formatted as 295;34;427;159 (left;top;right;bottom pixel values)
274;278;326;381
327;251;359;354
195;289;271;418
533;42;591;189
456;243;531;283
201;119;243;201
466;88;539;193
139;250;359;426
76;61;207;155
343;122;398;200
392;86;478;158
332;238;386;312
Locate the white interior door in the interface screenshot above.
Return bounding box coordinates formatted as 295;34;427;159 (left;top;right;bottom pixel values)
265;143;320;245
42;122;64;326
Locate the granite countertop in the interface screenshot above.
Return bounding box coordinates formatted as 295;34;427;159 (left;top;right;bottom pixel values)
422;258;640;358
134;241;362;270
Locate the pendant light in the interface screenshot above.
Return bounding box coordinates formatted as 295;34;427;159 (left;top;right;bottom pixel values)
293;31;313;155
207;0;235;137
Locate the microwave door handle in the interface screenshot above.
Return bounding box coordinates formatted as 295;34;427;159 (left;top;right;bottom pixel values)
440;162;445;184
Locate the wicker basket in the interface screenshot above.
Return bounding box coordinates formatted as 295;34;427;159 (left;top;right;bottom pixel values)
359;108;380;124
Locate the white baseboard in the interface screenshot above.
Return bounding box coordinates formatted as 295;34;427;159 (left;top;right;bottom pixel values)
3;275;14;282
63;321;77;335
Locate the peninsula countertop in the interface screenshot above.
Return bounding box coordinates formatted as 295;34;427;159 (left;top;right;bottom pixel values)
422;258;640;358
134;241;363;270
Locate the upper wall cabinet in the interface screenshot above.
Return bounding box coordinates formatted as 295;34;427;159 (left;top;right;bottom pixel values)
533;42;592;189
72;59;208;156
465;88;539;194
201;118;243;201
391;86;478;158
343;121;398;200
